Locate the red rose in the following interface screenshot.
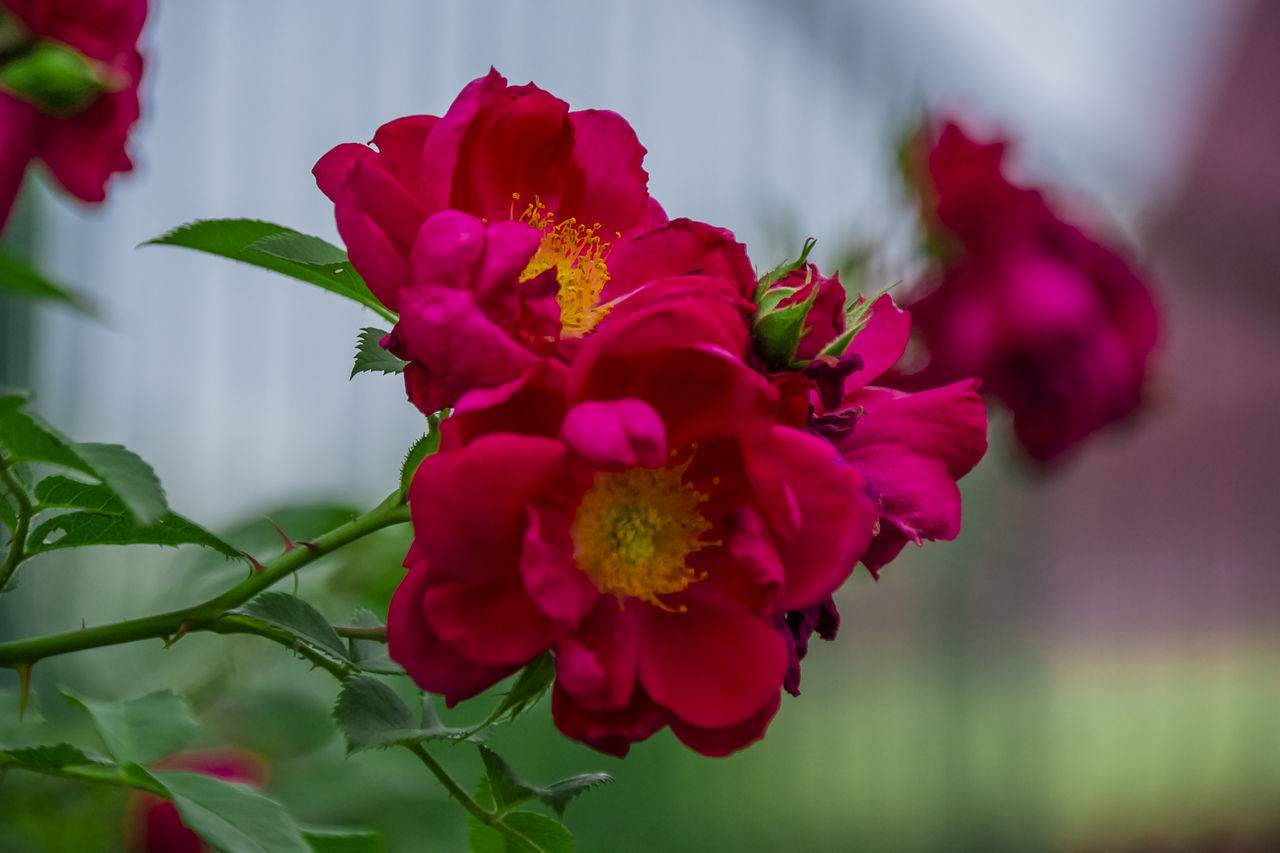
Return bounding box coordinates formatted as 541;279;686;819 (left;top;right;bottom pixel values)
0;0;146;229
317;72;762;413
896;119;1159;463
314;68;666;313
388;287;879;756
126;749;266;853
380;208;756;414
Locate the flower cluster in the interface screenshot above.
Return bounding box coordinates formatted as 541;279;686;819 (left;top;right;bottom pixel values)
894;119;1160;463
0;0;147;230
319;70;988;757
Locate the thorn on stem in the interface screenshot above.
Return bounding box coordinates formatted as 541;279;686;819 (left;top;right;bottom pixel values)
163;621;193;648
247;555;267;575
266;517;295;553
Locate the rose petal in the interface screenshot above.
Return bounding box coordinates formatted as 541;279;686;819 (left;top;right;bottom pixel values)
637;603;788;730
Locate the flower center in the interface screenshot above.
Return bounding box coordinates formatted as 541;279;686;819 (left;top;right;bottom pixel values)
514;194;615;338
571;465;713;609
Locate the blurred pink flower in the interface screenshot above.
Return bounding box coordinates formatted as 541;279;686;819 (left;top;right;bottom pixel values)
895;119;1159;464
126;749;266;853
0;0;146;229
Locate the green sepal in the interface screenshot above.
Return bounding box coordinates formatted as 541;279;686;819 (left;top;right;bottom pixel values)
753;236;816;300
815;323;858;359
0;40;104;116
398;411;444;502
752;269;820;371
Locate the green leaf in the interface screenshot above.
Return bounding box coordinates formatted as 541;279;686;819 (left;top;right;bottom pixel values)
419;694;478;742
478;746;538;811
332;675;415;753
144;219;394;322
346;608;402;676
232;592;349;664
302;828;386;853
64;689;199;765
350;327;406;379
467;780;574;853
0;742;112;773
0;393;90;471
154;769;312;853
246;231;350;267
462;654;555;741
70;442;167;525
477;746;611;820
333;675;467;753
0;249;92;312
27;477;240;558
536;773;613;819
754;236;817;297
398;416;442;501
0;40;103;115
0;398;230;555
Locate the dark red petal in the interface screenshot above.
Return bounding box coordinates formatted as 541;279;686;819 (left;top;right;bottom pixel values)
570;342;777;451
423;578;564;666
519;505;599;626
840;380;987;479
746;427;877;610
846;444;963;544
844;294;912;390
408;434;566;572
551;681;666;758
637;603;788;730
564;109;656;238
668;690;780;757
313;142;381;203
554;600;641;711
388;556;521;702
602;219;755;301
559;399;668;469
334;198;411;311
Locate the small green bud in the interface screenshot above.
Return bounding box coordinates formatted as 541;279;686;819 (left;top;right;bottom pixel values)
0;40;106;116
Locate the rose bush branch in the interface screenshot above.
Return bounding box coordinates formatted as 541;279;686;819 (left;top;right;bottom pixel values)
0;455;33;593
0;494;409;670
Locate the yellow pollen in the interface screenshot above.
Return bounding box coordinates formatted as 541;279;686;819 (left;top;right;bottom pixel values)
571;465;713;610
514;194;615;338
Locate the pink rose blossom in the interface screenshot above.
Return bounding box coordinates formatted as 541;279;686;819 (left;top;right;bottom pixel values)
895;119;1159;463
388;287;879;756
0;0;146;229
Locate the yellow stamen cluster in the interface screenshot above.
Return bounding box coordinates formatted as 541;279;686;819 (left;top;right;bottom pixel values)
514;194;615;337
571;464;713;610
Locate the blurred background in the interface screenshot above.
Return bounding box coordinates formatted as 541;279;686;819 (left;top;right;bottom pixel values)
3;0;1279;850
